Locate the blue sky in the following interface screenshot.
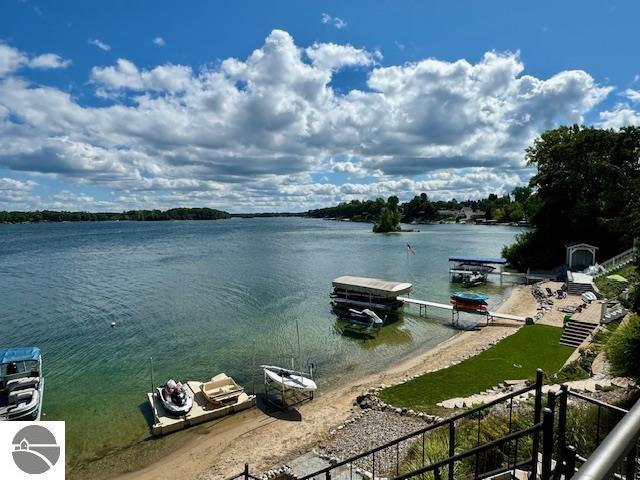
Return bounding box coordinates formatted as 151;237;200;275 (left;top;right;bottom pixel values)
1;1;639;212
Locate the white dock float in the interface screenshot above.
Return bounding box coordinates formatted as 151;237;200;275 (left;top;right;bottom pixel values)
397;296;527;323
148;380;256;436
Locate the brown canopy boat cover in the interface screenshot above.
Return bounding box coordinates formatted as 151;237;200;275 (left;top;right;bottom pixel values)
332;276;412;298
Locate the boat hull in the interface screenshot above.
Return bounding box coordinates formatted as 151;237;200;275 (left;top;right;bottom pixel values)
262;366;317;392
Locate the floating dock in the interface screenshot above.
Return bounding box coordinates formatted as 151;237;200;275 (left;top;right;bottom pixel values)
148;380;256;436
397;296;527;323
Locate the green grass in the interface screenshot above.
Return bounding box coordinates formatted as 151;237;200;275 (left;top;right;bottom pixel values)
379;325;573;412
594;264;638;299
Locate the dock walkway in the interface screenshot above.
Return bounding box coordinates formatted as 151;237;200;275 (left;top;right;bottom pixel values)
397;296;527;323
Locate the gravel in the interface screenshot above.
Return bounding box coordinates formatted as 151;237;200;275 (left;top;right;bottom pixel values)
319;410;425;476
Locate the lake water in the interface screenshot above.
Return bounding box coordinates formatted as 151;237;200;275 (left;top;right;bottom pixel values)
0;218;522;471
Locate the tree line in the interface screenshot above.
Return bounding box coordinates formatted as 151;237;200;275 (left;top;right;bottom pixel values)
306;189;536;225
0;207;231;223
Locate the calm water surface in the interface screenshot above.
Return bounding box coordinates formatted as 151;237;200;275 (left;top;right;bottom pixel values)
0;218;522;469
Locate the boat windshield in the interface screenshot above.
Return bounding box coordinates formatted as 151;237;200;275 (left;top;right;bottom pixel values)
0;360;40;379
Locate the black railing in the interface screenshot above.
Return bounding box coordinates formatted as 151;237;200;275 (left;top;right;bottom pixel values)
554;384;639;480
229;371;639;480
295;370;546;480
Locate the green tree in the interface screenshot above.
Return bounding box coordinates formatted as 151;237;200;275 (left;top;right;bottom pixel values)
503;125;640;270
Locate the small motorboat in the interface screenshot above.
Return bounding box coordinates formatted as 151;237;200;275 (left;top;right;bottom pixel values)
451;291;488;305
463;272;486;287
200;373;245;407
0;347;44;421
262;365;317;392
157;379;193;416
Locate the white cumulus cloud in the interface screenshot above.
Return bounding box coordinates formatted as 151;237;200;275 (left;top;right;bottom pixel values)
0;29;619;211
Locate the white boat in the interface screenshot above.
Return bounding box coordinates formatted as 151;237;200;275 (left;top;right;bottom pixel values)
156;379;193;416
0;347;44;421
261;365;317;392
581;291;598;303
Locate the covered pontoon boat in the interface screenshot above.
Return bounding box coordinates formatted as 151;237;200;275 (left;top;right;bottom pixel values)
0;347;43;421
331;276;412;312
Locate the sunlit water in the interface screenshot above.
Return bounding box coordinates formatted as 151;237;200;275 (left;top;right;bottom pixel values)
0;218;522;469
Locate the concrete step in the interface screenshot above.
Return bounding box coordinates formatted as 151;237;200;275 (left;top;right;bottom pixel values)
566;319;599;329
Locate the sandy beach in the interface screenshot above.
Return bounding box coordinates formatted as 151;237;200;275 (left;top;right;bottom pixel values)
105;285;538;480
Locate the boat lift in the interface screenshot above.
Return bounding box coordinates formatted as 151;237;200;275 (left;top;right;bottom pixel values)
263;363;316;410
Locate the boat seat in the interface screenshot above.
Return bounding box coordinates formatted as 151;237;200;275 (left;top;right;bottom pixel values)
8;388;35;405
6;377;38;392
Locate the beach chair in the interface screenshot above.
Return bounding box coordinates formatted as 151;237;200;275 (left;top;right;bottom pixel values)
556;289;566;299
545;287;554;297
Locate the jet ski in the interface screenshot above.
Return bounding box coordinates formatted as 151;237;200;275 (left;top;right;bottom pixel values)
156;379;193;416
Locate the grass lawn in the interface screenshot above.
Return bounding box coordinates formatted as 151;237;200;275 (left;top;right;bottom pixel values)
379;324;573;412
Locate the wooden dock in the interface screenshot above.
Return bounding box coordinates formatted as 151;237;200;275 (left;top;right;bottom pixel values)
397;296;527;323
148;380;256;436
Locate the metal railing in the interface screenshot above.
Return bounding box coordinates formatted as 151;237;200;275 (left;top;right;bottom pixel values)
295;370;547;480
553;384;639;480
228;372;640;480
571;396;640;480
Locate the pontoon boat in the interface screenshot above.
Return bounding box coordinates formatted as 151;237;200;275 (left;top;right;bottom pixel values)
0;347;44;421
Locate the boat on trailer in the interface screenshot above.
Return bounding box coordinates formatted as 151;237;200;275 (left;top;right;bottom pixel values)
0;347;44;421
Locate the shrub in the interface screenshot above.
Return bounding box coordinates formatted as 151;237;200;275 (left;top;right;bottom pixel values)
606;314;640;380
554;360;590;383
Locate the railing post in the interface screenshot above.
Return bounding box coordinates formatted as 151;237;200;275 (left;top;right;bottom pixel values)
531;369;544;480
542;408;554;480
564;445;577;478
325;470;331;480
448;421;456;480
623;444;636;480
244;463;249;480
556;385;569;480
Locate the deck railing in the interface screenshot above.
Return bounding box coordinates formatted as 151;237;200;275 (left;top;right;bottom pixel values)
553;384;639;480
295;370;548;480
570;395;640;480
593;246;638;278
227;372;639;480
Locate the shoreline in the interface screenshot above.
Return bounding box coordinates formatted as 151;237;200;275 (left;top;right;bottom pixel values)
98;284;537;480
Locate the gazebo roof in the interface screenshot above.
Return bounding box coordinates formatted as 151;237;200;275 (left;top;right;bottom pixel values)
564;241;599;249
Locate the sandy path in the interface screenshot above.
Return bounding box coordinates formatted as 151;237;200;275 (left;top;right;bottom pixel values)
113;286;537;480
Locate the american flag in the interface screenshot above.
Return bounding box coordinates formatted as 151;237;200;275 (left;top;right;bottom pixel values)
405;243;416;255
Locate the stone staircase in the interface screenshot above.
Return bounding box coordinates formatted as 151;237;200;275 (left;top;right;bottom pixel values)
559;319;598;347
566;281;596;296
